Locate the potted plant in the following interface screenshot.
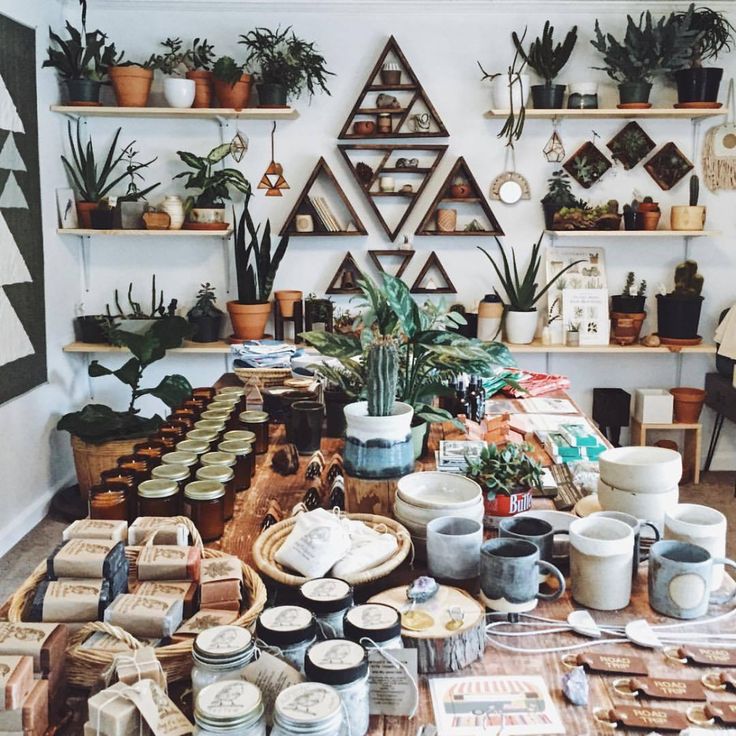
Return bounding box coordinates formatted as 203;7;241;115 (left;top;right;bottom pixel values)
275;290;303;319
105;275;178;337
148;37;195;108
174;143;250;229
541;170;579;228
73;310;117;344
478;234;583;345
239;26;333;106
656;260;704;341
109;58;154;107
212;56;252;109
113;144;160;229
43;21;120;104
639;196;661;231
305;293;333;332
228;194;290;340
673;4;735;105
187;282;224;343
553;201;622;231
611;273;647;345
57;317;192;498
512;21;577;109
591;11;698;107
566;321;580;347
465;442;542;519
671;175;706;231
186;38;216;108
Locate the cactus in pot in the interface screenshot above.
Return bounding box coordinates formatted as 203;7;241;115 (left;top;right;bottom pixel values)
656;259;704;340
671;174;706;231
366;335;399;417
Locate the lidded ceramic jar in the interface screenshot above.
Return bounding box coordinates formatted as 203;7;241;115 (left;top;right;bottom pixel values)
299;578;353;639
256;606;316;673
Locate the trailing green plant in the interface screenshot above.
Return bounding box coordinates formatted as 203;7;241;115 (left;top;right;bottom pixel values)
464;442;543;500
147;37;189;76
105;275;176;320
239;26;333;99
366;335;400;417
622;272;647;297
591;11;700;83
117;144;159;203
232;193;289;304
188;38;216;71
188;283;223;319
57;317;193;443
512;21;578;85
541;170;580;209
174;143;250;209
690;174;700;207
672;260;704;297
213;56;247;85
478;234;583;311
673;4;735;67
43;21;121;81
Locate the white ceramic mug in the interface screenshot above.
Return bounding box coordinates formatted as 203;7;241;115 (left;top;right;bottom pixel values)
664;504;727;589
426;517;483;581
379;176;395;192
569;516;634;611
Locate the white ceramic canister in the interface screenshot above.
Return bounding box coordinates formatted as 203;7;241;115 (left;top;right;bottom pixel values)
598;446;682;493
164;77;196;108
161;195;185;230
598;479;679;525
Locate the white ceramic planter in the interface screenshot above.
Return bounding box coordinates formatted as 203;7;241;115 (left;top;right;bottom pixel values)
504;309;538;344
161;195;185;230
598;446;682;493
164;77;196;108
598;479;679;523
490;73;530;110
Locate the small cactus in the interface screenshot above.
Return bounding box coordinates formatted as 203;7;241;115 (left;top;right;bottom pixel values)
689;174;699;207
673;260;704;298
366;335;399;417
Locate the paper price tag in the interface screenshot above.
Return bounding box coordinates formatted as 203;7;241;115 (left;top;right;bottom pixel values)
368;648;418;717
243;651;304;725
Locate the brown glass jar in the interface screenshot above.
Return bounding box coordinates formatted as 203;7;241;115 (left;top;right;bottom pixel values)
168;417;196;433
196;465;235;520
218;387;247;414
184;480;225;542
175;439;210;459
138;479;179;517
117;454;155;483
133;440;166;462
151;463;190;499
200;409;231;423
208;399;236;413
183;398;208;415
161;451;198;481
99;469;137;521
169;407;198;424
192;387;217;401
218;440;253;492
239;411;269;454
89;486;129;521
157;423;187;447
186;428;219;445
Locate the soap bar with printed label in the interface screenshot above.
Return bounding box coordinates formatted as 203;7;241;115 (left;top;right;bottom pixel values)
129;581;198;618
62;520;128;544
104;595;183;639
128;518;188;546
0;656;33;711
47;540;127;580
87;681;142;736
135;546;201;583
28;579;112;623
0;624;67;678
0;679;48;736
199;555;242;605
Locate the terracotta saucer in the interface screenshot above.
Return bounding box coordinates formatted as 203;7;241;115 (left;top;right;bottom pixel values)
183;221;229;231
657;334;703;346
674;102;723;109
616;102;652;109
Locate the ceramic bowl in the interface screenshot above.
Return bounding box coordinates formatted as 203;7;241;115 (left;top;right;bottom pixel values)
598;446;682;493
396;471;481;510
393;495;484;528
598;479;678;523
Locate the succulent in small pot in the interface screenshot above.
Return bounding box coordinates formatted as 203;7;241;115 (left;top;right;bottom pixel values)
185;38;217;108
187;282;223;343
671;174;706;231
147;37;196;108
611;273;647;345
109;60;154;107
656;260;704;340
638;196;661;231
212;56;252;109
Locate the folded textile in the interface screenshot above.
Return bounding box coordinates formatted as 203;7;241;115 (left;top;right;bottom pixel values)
331;520;398;578
231;339;301;369
715;304;736;360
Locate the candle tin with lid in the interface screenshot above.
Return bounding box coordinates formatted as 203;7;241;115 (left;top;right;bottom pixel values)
343;603;403;649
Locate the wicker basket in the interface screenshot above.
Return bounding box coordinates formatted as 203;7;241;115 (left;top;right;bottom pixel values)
253;512;411;587
233;366;291;390
70;435;140;499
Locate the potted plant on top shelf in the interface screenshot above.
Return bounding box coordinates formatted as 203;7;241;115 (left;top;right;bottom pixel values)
187;283;224;343
591;11;700;108
512;21;577;109
185;38;217;108
656;259;704;343
673;4;735;105
611;272;647;345
109;57;155;108
478;234;583;345
212;55;252;110
147;37;195;108
239;26;333;106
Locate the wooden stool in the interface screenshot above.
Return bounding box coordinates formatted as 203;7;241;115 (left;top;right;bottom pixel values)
274;299;303;342
630;417;701;484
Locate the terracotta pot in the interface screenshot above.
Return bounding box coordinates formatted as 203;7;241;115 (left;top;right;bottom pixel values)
186;69;214;108
70;435;140;499
450;184;471;198
109;65;153;107
640;210;661;231
142;210;171;230
670;387;706;423
352;121;375;136
436;208;457;232
227;301;271;340
76;201;97;229
484;488;533;518
610;311;646;345
670;205;706;231
639;202;659;213
214;74;252;109
275;290;303;318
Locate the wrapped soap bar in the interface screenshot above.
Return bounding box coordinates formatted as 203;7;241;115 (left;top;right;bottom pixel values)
128;518;188;546
87;682;141;736
63;520;128;543
0;656;33;711
130;581;199;618
47;540;126;580
80;632;161;652
28;580;111;623
174;609;239;637
0;623;67;677
128;679;190;736
0;679;47;736
104;595;183;639
199;600;240;612
200;555;242;605
135;546;201;583
113;646;166;691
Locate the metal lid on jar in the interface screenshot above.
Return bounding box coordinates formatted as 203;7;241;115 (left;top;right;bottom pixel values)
201;451;236;467
343;603;402;644
175;439;210;455
218;439;253;457
195;419;225;433
194;680;263;730
256;605;316;647
196;465;234;484
193;625;254;666
151;464;190;482
240;410;269;424
161;451;198;467
274;683;342;731
223;430;256;444
212;395;239;407
137;479;178;499
187;428;219;442
299;578;353;614
208;400;236;413
305;639;368;685
217;386;245;397
200;409;230;422
184;480;225;501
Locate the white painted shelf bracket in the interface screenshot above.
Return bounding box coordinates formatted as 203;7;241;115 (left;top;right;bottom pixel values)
85;353;95;400
80;234;91;292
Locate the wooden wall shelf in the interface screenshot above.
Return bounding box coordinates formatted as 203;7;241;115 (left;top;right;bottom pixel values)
51;105;298;120
485;108;724;120
545;230;718;239
57;228;233;237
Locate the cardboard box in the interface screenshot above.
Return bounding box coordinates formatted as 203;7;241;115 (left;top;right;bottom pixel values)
633;389;674;424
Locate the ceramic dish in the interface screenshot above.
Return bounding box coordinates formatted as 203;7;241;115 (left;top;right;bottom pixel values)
393;495;484;528
598;479;678;523
396;471;481;510
598;446;682;493
574;494;603;517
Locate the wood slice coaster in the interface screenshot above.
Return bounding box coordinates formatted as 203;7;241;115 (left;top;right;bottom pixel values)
369;585;485;674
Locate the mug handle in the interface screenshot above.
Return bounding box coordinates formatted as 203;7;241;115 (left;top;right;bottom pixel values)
637;521;661;562
536;560;566;602
709;558;736;606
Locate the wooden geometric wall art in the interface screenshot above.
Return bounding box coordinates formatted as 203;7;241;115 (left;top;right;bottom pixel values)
410;251;456;294
368;249;415;278
339;144;448;241
644;142;694;191
279;157;367;236
606;122;655;171
563;141;612;189
326;252;364;295
415;156;505;236
338;36;449;140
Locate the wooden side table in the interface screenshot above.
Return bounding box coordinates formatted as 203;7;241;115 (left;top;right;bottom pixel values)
629;417;701;484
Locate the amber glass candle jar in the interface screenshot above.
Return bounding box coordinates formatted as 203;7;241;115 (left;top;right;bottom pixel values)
239;411;269;454
194;419;226;441
161;451;198;481
89;486;129;521
133;440;166;462
99;469;137;521
196;465;235;520
170;407;198;423
151;463;190;498
176;439;210;459
184;480;225;542
218;386;247;414
186;428;219;445
157;423;186;447
183;398;208;414
138;479;179;517
218;440;253;492
200;409;231;423
117;454;155;483
192;387;217;401
168;417;195;433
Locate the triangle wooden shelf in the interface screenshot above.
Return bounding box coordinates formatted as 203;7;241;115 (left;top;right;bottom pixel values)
368;249;415;278
326;252;364;295
339;144;448;241
415;156;505;236
410;251;456;294
279;157;367;237
338;36;448;140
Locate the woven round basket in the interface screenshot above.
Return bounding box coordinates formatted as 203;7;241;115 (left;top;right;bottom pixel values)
70;435;140;499
233;366;291;389
252;512;411;587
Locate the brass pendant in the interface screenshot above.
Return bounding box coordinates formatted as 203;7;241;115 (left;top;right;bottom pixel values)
402;610;434;631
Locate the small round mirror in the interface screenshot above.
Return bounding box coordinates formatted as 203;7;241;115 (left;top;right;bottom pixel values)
498;179;523;204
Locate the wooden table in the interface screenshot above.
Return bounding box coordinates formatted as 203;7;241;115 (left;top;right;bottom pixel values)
630;417;702;485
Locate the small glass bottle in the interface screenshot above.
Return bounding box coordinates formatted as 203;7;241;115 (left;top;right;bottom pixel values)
184;480;225;542
305;640;369;736
217;440;253;492
271;683;343;736
299;578;353;639
240;411;269;454
255;606;316;674
176;438;211;459
89;486;129;521
343;603;403;649
161;450;198;480
133;439;166;462
194;680;265;736
191;625;257;700
192;387;217;401
138;478;179;518
187;428;219;445
196;465;235;521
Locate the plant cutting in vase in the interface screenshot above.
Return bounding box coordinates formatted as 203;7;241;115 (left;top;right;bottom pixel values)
186;38;216;108
212;55;252;109
239;26;333;106
512;21;577;109
187;283;223;343
478;234;583;344
656;260;704;342
611;273;647;345
464;442;542;518
566;321;580;347
671;174;706;231
147;37;196;108
114;144;160;229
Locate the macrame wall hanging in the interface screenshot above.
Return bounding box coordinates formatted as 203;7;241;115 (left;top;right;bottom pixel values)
702;79;736;191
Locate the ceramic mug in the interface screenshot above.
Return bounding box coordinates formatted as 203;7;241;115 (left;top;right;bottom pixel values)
426;517;483;581
498;516;569;579
379;176;395;193
569;517;634;611
591;511;660;578
286;401;323;455
480;538;565;613
664;504;727;589
648;540;736;619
